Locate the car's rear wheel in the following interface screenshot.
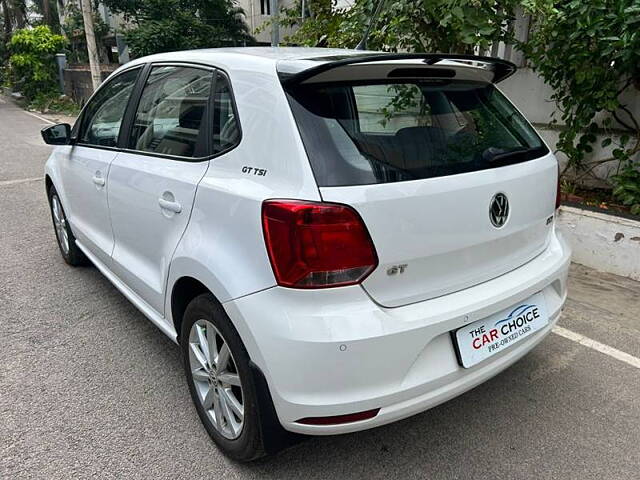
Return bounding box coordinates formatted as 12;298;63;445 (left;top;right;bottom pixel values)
181;294;265;461
48;186;87;266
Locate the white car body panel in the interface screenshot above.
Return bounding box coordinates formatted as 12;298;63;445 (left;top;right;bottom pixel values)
107;152;209;314
75;237;178;340
322;153;558;307
43;47;572;437
164;60;322;315
224;229;570;434
54;145;118;266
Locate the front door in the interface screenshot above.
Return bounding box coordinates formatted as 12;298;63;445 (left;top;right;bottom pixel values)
107;65;213;314
61;67;141;266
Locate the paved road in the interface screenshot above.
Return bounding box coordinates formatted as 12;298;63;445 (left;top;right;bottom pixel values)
1;96;639;479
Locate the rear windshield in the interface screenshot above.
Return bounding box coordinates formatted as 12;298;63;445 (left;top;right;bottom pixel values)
286;80;549;187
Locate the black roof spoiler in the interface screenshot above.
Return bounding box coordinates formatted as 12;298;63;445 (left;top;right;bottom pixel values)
279;53;517;86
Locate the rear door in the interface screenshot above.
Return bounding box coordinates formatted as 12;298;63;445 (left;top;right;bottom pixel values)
59;67;141;266
106;65;214;314
285;69;557;307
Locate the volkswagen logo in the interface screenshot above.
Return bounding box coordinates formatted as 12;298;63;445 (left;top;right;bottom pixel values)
489;193;509;228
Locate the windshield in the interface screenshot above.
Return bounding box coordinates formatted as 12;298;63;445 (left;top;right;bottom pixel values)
286;80;548;187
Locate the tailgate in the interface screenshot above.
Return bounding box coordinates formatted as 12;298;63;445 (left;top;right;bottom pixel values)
320;155;557;307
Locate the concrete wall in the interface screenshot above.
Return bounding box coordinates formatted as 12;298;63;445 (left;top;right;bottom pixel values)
558;206;640;281
63;66;118;105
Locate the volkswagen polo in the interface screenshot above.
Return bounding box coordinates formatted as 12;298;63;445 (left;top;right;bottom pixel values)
41;48;571;461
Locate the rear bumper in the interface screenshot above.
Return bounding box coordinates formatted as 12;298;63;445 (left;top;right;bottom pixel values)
223;228;571;435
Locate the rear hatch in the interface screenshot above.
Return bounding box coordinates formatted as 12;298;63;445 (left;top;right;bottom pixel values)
281;55;557;307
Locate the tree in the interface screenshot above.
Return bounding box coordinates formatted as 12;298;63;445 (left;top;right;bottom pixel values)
1;0;11;46
61;2;110;63
10;0;27;28
278;0;520;53
81;0;102;90
102;0;255;57
1;0;28;44
8;25;66;98
32;0;62;33
523;0;640;213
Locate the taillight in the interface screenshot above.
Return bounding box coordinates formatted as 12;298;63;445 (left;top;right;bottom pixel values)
556;164;561;209
261;199;378;288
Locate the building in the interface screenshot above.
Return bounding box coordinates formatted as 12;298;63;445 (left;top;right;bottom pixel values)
236;0;297;44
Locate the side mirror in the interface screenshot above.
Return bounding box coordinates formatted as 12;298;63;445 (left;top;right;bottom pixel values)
41;123;72;145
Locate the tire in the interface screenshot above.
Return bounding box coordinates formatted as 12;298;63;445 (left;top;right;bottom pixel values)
47;185;88;266
181;294;265;461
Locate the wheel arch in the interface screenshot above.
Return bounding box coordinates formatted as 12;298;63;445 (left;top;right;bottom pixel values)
168;267;269;371
166;255;269;373
171;274;298;456
170;276;211;342
45;174;54;197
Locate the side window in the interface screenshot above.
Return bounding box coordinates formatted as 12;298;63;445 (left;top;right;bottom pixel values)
79;68;140;147
212;73;240;153
129;66;213;158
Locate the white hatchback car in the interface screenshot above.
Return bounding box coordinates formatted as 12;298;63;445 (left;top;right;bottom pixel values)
42;48;571;461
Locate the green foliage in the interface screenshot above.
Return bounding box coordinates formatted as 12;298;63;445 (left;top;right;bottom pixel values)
8;25;66;99
103;0;255;57
28;91;80;115
522;0;640;171
611;164;640;215
279;0;519;52
523;0;640;216
379;84;429;128
61;2;110;63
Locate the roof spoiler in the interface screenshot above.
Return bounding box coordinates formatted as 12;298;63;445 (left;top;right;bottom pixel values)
279;53;517;86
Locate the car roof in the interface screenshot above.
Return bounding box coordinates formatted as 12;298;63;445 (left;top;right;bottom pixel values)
121;47;515;84
125;47;368;69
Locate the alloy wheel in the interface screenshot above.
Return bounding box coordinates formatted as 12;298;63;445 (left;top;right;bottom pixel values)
188;319;245;439
51;195;70;255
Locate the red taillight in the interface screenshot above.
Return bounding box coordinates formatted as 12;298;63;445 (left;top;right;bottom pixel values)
261;199;378;288
296;408;380;425
556;164;561;209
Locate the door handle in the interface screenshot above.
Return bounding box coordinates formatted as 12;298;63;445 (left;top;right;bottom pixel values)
92;174;105;187
158;197;182;214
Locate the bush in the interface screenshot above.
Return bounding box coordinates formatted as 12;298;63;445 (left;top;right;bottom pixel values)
28;93;80;115
8;26;67;100
276;0;519;53
103;0;255;57
611;165;640;215
523;0;640;177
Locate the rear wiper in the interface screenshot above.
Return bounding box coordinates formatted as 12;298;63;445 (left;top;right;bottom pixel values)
482;146;536;163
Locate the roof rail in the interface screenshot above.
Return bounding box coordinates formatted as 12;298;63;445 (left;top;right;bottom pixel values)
279;53;517;86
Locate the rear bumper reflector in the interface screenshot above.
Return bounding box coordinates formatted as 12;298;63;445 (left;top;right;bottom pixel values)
295;408;380;426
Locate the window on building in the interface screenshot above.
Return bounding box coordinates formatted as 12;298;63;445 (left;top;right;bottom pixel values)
261;0;271;15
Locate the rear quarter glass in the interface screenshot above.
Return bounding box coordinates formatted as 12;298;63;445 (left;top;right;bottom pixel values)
285;80;549;187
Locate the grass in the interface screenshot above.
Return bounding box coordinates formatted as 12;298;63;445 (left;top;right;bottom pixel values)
27;93;81;116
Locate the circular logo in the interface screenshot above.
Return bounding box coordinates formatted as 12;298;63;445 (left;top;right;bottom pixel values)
489;193;509;228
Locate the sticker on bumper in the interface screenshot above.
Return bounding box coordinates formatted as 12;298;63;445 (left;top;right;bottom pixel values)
455;292;549;368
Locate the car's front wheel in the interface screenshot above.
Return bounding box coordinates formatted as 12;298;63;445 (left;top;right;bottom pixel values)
48;186;87;266
181;294;265;461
